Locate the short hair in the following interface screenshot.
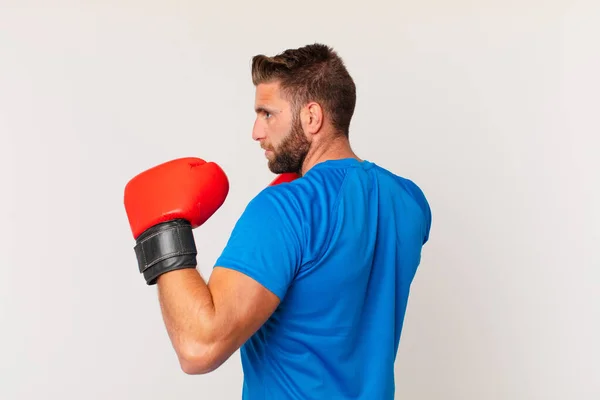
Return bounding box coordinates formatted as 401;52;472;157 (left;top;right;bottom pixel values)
251;43;356;137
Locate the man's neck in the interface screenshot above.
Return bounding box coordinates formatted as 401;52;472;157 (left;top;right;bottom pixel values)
301;134;360;176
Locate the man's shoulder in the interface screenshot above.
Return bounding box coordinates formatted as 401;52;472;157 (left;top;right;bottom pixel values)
255;177;304;202
244;179;309;220
258;173;325;203
248;173;341;227
369;162;427;195
369;163;431;235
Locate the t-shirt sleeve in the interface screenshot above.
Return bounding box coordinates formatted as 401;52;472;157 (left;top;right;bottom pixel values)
214;188;303;300
405;178;432;245
423;199;432;245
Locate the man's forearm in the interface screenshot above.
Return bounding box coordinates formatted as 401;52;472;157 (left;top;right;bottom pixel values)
156;268;217;373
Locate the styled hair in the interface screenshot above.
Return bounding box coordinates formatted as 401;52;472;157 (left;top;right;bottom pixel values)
251;43;356;137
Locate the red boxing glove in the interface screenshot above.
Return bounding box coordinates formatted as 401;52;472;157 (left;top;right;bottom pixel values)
124;157;229;285
269;172;300;186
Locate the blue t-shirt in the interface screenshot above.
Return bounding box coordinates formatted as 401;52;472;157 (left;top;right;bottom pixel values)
215;158;431;399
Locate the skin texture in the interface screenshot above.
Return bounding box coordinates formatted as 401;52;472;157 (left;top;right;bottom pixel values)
156;80;361;374
157;268;280;374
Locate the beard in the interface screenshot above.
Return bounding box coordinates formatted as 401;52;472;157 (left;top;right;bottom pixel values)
266;113;310;174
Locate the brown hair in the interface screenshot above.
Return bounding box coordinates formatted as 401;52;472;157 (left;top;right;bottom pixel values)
251;43;356;137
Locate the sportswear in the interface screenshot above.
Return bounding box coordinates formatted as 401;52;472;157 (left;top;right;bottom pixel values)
215;158;431;399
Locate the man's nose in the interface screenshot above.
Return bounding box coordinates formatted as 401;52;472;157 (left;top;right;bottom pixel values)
252;120;265;141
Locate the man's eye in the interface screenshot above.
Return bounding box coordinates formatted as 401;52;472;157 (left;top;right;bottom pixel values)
264;112;271;119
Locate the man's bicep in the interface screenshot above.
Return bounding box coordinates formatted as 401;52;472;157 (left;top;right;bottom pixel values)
207;266;280;353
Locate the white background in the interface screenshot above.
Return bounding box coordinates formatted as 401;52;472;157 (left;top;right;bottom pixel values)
1;1;599;399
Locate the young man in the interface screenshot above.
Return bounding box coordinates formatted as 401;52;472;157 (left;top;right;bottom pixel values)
124;43;432;399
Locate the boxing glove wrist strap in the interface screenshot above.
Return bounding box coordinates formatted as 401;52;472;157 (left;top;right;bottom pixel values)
134;219;198;285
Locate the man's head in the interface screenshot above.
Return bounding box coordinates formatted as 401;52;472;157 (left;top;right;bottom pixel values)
251;43;356;174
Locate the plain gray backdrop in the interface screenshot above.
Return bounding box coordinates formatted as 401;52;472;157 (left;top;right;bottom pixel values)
1;1;598;399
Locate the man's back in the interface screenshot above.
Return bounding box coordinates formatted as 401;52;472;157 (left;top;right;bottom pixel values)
216;158;431;399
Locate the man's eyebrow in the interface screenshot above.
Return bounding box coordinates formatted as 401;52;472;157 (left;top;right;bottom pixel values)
255;105;275;114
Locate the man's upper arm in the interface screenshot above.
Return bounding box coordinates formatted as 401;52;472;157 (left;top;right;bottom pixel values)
205;266;279;363
206;188;303;357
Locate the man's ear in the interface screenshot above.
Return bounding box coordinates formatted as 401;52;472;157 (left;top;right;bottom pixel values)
303;102;324;135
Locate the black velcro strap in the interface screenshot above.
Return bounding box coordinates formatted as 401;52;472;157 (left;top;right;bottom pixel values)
134;219;197;275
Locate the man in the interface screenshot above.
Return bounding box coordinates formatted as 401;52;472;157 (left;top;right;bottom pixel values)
124;43;431;399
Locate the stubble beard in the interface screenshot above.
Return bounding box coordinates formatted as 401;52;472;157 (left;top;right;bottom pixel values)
267;114;310;175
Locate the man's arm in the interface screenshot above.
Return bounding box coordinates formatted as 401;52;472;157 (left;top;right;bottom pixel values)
156;266;280;374
123;157;300;374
